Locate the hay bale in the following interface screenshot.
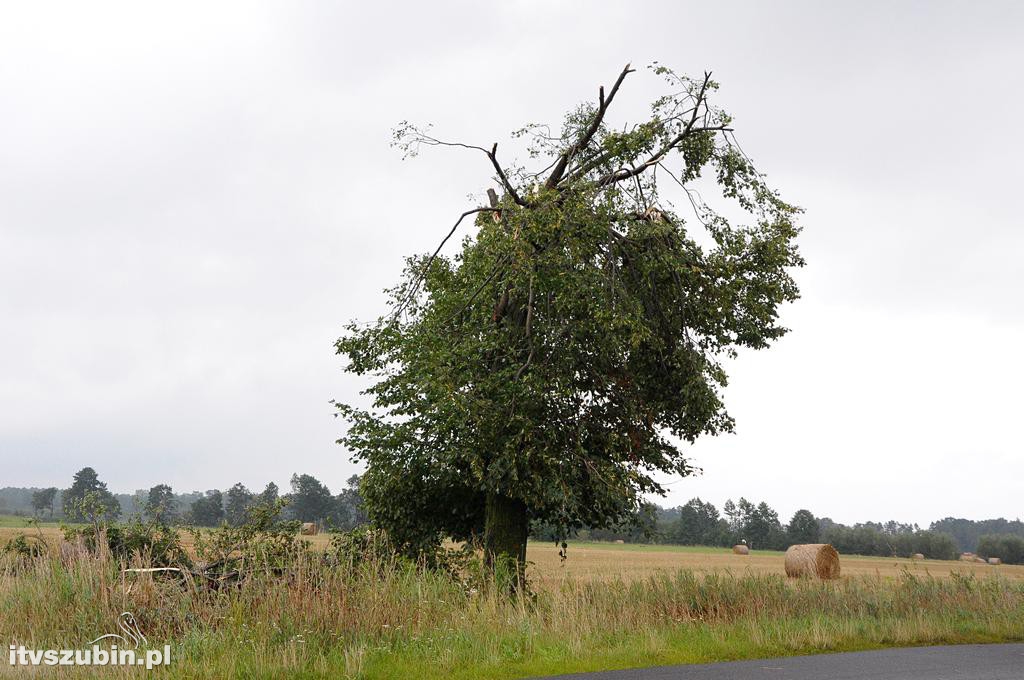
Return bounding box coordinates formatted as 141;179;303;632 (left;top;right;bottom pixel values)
732;544;750;555
613;539;625;544
911;553;925;560
300;522;317;536
988;557;1002;565
784;544;840;579
975;556;987;564
959;552;976;562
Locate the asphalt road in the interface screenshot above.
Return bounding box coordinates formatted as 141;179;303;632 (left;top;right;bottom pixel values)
545;644;1024;679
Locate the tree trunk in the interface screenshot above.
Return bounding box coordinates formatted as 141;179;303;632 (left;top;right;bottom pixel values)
483;492;529;589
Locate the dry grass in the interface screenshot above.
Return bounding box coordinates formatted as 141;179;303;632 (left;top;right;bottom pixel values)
2;540;1023;679
2;526;1024;679
5;524;1023;586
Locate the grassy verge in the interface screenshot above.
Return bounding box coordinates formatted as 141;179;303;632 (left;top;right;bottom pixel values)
2;544;1022;679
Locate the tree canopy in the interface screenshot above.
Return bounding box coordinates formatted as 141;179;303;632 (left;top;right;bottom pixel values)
336;64;804;574
145;484;176;524
62;467;120;521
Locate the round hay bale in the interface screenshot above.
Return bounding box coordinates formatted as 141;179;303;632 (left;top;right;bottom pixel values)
784;544;840;579
974;556;987;564
613;539;625;544
911;553;925;560
300;522;317;536
959;552;975;562
732;544;749;555
988;557;1002;565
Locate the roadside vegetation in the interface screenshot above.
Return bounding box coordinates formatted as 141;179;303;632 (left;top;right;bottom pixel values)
3;511;1024;679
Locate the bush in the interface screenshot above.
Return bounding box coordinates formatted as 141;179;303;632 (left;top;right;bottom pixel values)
62;518;189;567
3;533;46;559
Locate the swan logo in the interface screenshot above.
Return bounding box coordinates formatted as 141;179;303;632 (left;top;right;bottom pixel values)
8;612;171;669
89;612;148;648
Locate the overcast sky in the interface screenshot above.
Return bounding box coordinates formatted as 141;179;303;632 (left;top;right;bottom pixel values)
2;1;1021;526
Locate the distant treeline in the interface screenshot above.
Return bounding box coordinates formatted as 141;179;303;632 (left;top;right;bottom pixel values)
0;467;365;531
533;497;1024;564
3;474;1023;564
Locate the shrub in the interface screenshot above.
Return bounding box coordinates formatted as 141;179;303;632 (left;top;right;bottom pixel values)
3;534;46;559
62;518;189;567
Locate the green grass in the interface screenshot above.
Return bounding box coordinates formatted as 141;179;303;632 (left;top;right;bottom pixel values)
2;544;1022;679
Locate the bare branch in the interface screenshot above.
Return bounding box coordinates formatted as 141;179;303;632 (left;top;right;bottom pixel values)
545;64;635;190
487;143;528;207
397;127;528;207
392;207;499;321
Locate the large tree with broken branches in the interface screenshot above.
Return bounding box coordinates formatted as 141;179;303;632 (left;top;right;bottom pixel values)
335;64;803;583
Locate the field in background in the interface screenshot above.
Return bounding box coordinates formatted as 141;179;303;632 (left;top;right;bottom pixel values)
4;516;1023;584
526;541;1024;583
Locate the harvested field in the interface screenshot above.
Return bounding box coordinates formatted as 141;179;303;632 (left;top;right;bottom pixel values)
524;541;1024;584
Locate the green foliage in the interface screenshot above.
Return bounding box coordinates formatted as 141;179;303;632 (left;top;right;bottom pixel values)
671;498;728;546
588;501;661;543
977;534;1024;565
189;489;225;526
224;482;255;527
144;483;176;524
63;517;190;566
287;473;334;523
188;498;307;574
720;497;787;550
61;467;120;521
3;533;46;559
787;509;820;544
930;517;1024;553
30;488;58;518
337;65;803;562
822;523;957;561
333;474;368;531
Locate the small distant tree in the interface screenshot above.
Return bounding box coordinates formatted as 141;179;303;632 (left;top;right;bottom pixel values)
225;483;255;526
189;490;224;527
787;509;819;544
62;468;120;521
287;474;333;523
257;482;279;506
145;484;176;524
333;475;366;531
31;488;58;518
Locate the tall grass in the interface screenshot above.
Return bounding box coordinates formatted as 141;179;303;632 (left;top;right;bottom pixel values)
2;543;1023;679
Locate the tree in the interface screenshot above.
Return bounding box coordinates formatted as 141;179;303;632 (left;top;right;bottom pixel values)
333;475;367;531
225;483;255;526
787;509;819;544
31;488;58;518
257;482;279;506
62;467;120;521
145;484;176;524
739;500;784;550
287;474;334;523
673;498;724;546
336;64;803;579
189;490;224;526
